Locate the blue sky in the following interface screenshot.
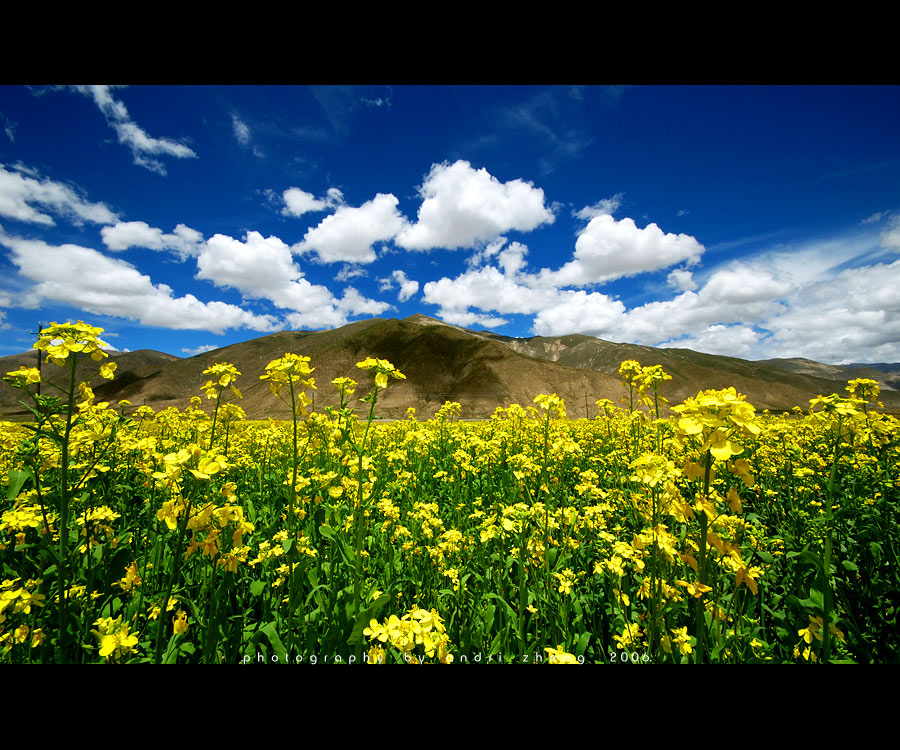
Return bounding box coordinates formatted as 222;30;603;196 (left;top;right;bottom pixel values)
1;84;899;364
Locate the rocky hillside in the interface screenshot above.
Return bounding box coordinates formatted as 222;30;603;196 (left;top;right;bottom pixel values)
2;315;897;419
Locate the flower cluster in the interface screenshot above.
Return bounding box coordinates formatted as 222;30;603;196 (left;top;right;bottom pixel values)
363;607;453;663
201;362;242;401
260;354;316;396
92;616;139;661
672;387;761;460
356;357;407;391
34;321;111;366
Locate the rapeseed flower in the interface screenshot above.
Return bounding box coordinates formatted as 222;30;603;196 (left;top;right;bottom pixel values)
173;609;189;635
93;616;139;662
545;645;579;663
34;321;111;366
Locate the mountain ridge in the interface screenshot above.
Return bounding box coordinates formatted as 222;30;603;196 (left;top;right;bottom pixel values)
2;314;897;419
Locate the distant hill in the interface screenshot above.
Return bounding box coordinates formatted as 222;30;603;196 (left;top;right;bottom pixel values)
431;317;900;414
0;348;181;417
757;358;900;393
2;315;897;419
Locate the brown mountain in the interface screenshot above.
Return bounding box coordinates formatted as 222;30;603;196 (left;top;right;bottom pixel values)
0;348;181;417
84;316;625;420
758;358;900;392
469;325;900;414
2;315;897;420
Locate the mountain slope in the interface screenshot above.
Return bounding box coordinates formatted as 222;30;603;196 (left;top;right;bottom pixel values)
0;348;181;415
3;315;897;419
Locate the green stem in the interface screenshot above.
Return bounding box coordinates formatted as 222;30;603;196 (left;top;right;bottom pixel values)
694;449;712;663
55;355;78;664
821;415;843;663
154;484;195;664
209;389;222;451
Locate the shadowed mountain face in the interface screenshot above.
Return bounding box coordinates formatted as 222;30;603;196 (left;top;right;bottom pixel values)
2;315;897;419
0;348;182;415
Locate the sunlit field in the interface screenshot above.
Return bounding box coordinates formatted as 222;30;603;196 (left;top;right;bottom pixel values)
2;322;898;664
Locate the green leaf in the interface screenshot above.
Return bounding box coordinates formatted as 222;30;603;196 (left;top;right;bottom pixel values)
318;524;337;541
797;550;825;577
797;588;825;615
346;594;390;646
249;580;266;597
258;621;286;657
482;602;496;634
163;634;182;664
575;632;591;658
841;559;859;572
755;549;775;564
482;592;517;622
6;469;31;503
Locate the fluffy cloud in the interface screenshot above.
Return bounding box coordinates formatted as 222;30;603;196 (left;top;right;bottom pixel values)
335;265;366;282
498;242;528;277
657;324;762;359
101;221;203;259
282;187;345;217
531;290;627;337
71;85;197;175
436;309;510;328
548;214;705;286
763;259;900;363
424;216;900;364
197;231;390;328
395;160;555;250
0;232;277;334
423;265;560;322
295;193;406;263
388;270;419;302
582;264;789;344
0;163;119;226
284;287;391;330
698;263;792;304
667;268;697;291
424;251;795;354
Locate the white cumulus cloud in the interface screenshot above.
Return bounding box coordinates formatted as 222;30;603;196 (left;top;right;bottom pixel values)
531;290;627;337
548;214;705;286
667;268;697;291
395;160;555;250
295;193;407;264
182;343;220;356
0;231;277;334
389;270;419;302
197;231;390;329
282;187;344;218
101;221;204;259
658;324;762;359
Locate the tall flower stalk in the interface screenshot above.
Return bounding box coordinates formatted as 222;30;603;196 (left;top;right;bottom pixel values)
672;387;761;662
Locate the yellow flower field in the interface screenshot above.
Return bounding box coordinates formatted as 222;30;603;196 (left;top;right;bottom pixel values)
1;323;898;663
